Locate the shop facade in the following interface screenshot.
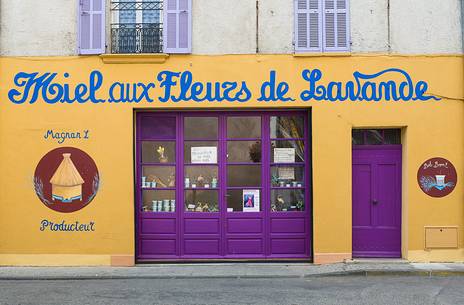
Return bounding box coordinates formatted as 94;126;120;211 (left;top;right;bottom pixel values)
0;54;462;266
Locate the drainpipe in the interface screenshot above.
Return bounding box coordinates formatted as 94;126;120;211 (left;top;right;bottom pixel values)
387;0;391;53
256;0;259;53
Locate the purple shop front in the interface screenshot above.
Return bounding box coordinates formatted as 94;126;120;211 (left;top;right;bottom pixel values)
136;111;311;260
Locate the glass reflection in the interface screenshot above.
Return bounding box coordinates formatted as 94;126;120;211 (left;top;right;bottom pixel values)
142;190;176;212
184;190;219;212
184;117;218;139
271;140;305;163
227;165;261;187
227;141;261;163
270;116;304;139
271;166;305;187
227;117;261;138
226;189;261;212
271;189;305;212
142;166;175;188
142;141;175;163
184;166;218;188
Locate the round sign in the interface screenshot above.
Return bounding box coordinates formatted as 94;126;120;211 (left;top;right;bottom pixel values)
417;157;457;198
34;147;99;213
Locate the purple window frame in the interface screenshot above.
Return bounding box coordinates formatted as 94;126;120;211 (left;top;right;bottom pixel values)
135;110;312;260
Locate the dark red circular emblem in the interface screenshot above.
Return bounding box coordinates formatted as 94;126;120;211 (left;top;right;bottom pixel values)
34;147;99;213
417;157;457;198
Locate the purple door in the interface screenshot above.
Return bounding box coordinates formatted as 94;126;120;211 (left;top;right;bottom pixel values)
136;111;311;261
352;145;402;258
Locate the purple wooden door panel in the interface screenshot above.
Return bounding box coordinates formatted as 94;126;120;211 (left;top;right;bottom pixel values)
352;146;402;258
136;111;311;261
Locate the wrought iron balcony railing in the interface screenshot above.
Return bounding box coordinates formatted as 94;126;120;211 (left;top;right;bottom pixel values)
111;1;163;11
110;1;163;54
111;23;163;54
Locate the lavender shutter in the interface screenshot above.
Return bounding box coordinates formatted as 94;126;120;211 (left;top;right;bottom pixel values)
78;0;106;54
323;0;349;51
295;0;322;52
164;0;192;53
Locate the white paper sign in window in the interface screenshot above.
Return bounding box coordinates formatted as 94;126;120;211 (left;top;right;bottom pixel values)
274;148;295;163
191;147;217;164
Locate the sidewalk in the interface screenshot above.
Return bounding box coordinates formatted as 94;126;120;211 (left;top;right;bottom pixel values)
1;261;464;280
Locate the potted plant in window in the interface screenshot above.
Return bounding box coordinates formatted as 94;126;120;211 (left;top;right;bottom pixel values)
249;141;261;163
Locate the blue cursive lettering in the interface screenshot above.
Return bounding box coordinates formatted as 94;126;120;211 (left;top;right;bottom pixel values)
300;68;440;102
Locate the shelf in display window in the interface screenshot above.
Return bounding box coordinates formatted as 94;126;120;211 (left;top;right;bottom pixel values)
141;162;177;166
271;187;305;189
141;187;176;191
184;188;219;190
143;211;175;214
270;162;305;166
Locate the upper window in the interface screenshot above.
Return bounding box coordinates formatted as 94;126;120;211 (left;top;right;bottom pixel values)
352;129;401;145
111;0;163;53
78;0;191;55
295;0;350;52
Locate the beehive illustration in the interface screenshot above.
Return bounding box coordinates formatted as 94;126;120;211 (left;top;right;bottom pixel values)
49;153;84;202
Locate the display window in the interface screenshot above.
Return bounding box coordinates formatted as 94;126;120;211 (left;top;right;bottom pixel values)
136;111;311;260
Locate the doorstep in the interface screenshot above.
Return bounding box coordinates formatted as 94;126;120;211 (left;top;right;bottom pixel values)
346;258;409;264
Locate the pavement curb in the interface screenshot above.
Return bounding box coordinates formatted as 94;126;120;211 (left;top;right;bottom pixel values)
1;269;463;280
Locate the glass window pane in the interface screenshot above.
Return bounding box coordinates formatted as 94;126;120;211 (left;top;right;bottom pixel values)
352;130;364;145
184;141;218;163
227;141;261;163
271;140;305;163
227;165;261;187
271;189;305;212
227;116;261;138
271;166;305;187
383;129;401;144
142;141;175;163
140;116;176;139
142;190;175;212
184;166;218;188
184;117;218;139
184;190;219;212
365;130;383;145
226;189;262;212
270;116;304;139
142;166;175;188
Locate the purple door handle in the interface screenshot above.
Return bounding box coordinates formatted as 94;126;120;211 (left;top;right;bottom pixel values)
372;199;378;205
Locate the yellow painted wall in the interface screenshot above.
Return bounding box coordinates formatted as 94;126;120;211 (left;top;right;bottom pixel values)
0;55;462;265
